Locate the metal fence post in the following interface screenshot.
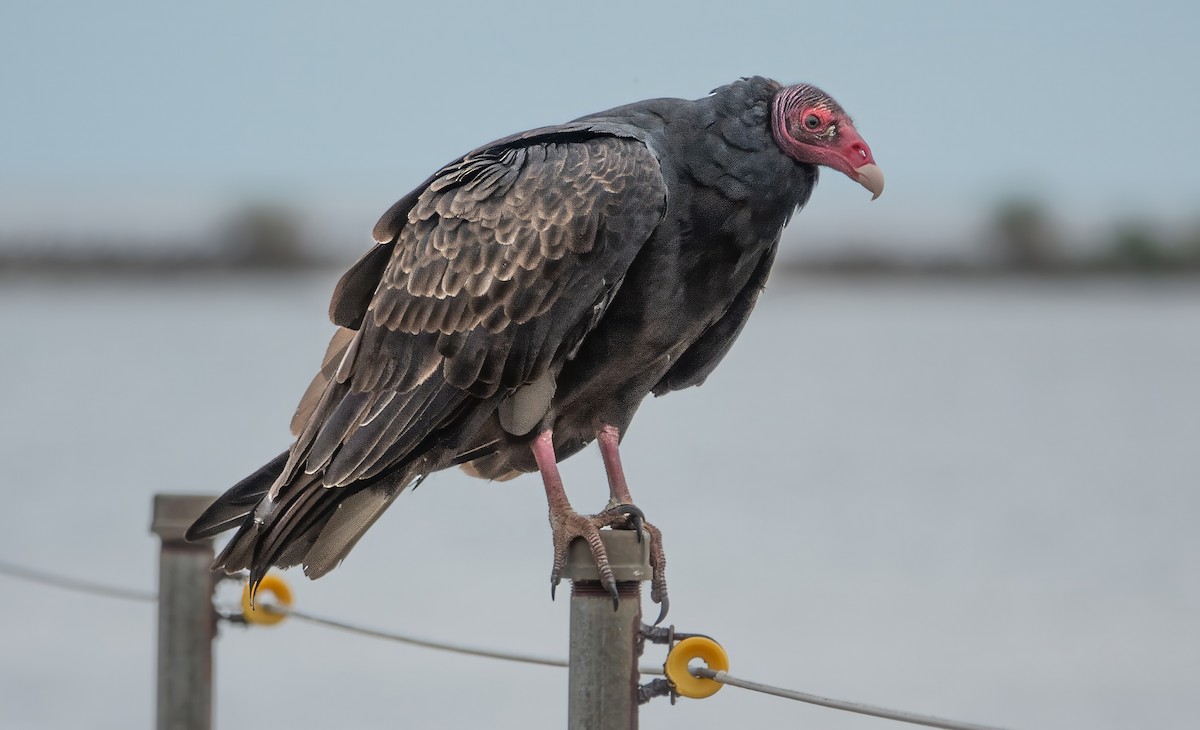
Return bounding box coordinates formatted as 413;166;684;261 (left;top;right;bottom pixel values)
565;529;652;730
150;494;218;730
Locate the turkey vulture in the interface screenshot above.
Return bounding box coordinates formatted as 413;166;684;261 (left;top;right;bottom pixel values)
187;76;882;623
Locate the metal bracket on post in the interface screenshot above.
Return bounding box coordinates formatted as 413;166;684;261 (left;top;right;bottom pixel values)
150;494;218;730
565;529;651;730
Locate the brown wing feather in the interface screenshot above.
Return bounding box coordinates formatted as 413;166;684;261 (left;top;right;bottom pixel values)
289;326;356;436
216;133;667;583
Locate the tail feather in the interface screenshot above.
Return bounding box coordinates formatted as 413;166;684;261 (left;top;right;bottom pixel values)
200;456;419;588
251;476;329;584
186;328;482;588
302;484;403;578
184;450;289;541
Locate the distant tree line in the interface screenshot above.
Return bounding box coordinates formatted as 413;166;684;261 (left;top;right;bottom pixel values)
3;197;1199;277
0;202;323;274
216;203;308;268
989;197;1200;272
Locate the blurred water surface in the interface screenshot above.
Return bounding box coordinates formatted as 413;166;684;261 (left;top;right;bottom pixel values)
1;272;1197;729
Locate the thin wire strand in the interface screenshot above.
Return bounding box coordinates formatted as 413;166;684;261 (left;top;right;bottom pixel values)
283;607;543;668
273;607;666;676
0;559;155;603
693;667;1010;730
0;560;1011;728
0;560;661;674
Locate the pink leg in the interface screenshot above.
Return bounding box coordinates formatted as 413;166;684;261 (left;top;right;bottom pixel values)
531;429;621;605
531;430;572;515
596;424;634;505
595;424;669;624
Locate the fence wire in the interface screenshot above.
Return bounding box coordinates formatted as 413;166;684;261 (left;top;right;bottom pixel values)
1;559;1013;730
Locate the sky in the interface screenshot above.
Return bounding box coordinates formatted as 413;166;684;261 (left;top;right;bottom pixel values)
2;0;1199;252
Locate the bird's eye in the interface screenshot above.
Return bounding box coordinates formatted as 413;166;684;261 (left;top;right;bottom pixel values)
803;114;822;130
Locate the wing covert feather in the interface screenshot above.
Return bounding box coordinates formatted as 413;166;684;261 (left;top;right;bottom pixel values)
290;133;666;490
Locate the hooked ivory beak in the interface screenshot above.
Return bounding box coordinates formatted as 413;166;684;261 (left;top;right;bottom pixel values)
854;164;885;200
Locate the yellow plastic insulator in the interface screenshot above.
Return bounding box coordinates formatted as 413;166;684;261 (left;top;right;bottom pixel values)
241;573;293;626
664;636;729;699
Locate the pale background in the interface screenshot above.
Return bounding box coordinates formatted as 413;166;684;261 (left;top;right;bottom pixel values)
2;2;1198;729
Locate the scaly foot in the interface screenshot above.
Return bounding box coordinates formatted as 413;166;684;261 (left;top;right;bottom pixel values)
535;428;669;623
548;507;628;607
610;503;669;625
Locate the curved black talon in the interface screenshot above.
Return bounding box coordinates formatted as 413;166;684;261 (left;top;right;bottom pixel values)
613;505;669;624
614;503;646;543
652;596;669;626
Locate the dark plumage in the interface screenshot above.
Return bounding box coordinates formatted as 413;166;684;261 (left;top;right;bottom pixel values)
187;76;882;619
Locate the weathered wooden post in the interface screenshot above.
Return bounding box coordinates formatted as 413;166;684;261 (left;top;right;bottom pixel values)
565;529;652;730
150;494;218;730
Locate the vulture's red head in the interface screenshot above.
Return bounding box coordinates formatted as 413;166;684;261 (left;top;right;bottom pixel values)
771;83;884;199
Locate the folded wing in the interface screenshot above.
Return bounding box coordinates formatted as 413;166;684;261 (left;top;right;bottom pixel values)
191;132;668;586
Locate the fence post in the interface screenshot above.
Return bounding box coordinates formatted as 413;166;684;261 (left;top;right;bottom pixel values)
150;494;218;730
565;529;652;730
